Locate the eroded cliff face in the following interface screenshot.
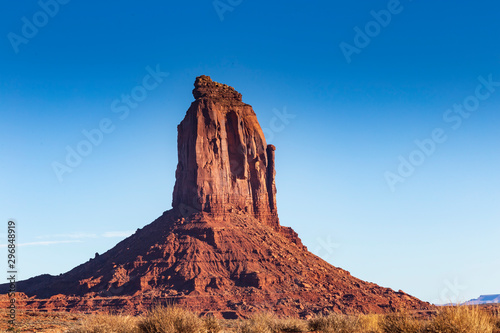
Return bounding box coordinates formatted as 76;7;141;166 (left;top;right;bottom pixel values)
172;76;279;228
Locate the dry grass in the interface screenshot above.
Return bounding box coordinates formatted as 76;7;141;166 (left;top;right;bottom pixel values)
494;312;500;331
203;315;224;333
427;305;494;333
68;305;222;333
0;309;85;333
67;313;140;333
238;313;274;333
308;313;364;333
238;312;308;333
137;305;213;333
7;304;500;333
358;314;383;333
380;311;423;333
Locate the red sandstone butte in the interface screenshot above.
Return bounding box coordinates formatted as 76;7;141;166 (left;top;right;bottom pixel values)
0;76;433;318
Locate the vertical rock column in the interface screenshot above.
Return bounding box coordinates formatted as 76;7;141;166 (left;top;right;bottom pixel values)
172;76;279;228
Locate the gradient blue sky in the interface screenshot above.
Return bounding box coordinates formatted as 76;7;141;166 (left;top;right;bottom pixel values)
1;0;499;304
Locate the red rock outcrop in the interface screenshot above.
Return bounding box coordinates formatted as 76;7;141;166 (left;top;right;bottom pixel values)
173;75;301;245
0;76;434;318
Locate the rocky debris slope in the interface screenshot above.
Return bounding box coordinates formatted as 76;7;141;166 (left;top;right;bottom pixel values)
1;76;433;318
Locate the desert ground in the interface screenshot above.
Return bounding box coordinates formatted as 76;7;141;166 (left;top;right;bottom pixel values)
1;304;499;333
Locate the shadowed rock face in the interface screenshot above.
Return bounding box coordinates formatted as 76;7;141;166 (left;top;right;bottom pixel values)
173;76;277;223
173;76;300;245
0;76;434;318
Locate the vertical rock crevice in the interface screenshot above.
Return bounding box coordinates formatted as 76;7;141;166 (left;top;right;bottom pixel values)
225;111;246;180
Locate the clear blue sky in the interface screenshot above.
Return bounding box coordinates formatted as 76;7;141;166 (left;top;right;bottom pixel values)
1;0;499;304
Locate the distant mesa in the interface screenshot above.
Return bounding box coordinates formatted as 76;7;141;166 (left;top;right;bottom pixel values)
0;76;433;318
464;294;500;305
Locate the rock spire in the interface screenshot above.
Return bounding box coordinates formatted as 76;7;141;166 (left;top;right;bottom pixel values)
173;75;279;229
